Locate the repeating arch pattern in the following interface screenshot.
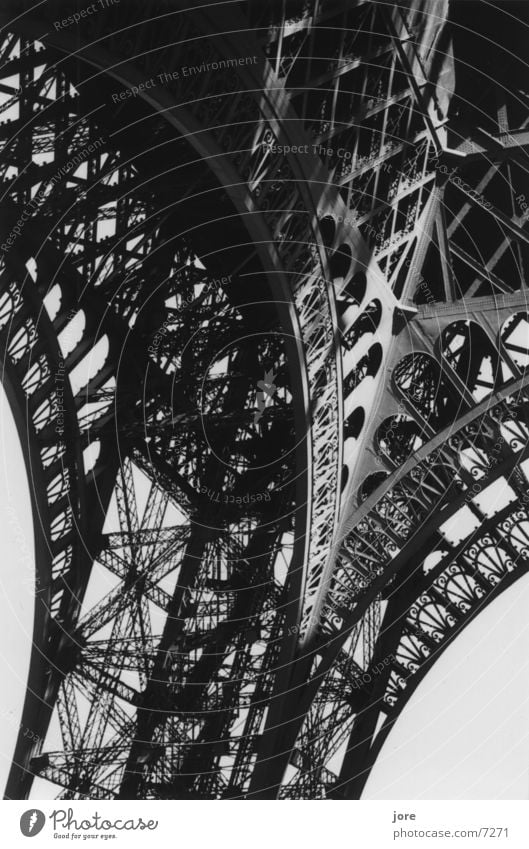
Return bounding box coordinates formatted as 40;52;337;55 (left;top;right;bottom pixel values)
0;0;528;804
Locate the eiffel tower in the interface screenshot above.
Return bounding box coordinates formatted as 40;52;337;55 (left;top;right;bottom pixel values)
1;0;528;800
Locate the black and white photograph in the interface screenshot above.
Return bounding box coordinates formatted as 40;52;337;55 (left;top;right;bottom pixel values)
0;0;528;843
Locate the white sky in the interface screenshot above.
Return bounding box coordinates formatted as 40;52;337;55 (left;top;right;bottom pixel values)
364;573;529;800
0;380;528;800
0;382;35;796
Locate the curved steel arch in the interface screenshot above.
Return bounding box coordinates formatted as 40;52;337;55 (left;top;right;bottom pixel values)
0;0;346;800
1;0;528;802
273;374;529;798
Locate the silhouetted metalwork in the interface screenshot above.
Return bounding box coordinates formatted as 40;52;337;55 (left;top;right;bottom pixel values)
1;0;528;800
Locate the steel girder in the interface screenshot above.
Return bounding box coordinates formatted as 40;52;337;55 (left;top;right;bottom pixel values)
0;0;527;800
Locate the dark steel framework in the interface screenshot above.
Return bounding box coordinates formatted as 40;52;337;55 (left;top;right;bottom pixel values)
0;0;528;800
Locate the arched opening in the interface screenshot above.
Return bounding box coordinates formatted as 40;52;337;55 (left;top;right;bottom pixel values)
501;312;529;370
329;243;352;279
440;320;510;401
358;470;389;502
319;215;336;248
393;351;465;429
344;406;365;440
337;270;367;316
341;299;382;350
344;342;383;395
376;415;425;465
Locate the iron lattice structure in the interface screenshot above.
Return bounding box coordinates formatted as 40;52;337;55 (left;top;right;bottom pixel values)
0;0;528;800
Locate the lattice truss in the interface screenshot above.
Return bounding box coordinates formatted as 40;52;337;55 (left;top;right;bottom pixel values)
246;0;529;799
0;28;299;800
252;2;442;280
2;0;529;801
280;383;529;798
254;0;529;297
